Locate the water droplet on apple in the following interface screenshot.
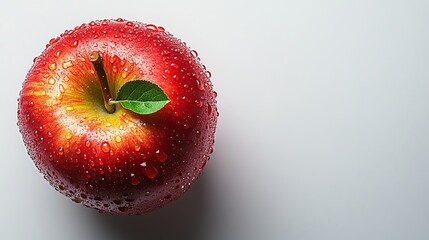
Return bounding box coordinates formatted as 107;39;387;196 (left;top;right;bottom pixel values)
147;24;157;30
66;106;74;111
27;101;34;107
196;130;201;138
75;147;81;155
121;69;129;78
134;145;141;152
196;79;205;91
65;132;72;140
191;50;198;57
207;104;213;114
25;114;31;122
85;140;91;147
101;142;111;153
59;84;65;93
115;136;122;143
72;40;79;47
48;78;56;85
47;131;54;138
142;165;158;179
58;147;64;155
49;63;56;70
195;100;203;107
155;150;168;163
206;71;212;78
130;175;140;186
170;63;179;69
62;61;73;69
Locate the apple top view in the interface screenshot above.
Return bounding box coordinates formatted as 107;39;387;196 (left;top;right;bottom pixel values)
17;19;218;215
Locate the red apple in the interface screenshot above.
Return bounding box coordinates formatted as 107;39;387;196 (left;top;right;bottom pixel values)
17;19;218;214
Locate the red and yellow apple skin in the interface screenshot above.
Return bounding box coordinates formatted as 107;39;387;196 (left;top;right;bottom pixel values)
17;19;217;214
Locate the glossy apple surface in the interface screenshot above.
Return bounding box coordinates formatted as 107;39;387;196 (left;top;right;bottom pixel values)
17;19;217;214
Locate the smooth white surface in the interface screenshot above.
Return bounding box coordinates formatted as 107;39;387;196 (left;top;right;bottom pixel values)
2;0;429;239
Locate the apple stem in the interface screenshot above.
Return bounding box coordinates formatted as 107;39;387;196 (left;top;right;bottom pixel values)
90;51;116;114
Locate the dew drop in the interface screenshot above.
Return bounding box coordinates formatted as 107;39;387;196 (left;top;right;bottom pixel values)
58;147;64;155
121;70;129;78
196;79;205;91
155;150;168;163
85;140;91;147
48;78;56;85
62;61;73;69
206;71;212;78
115;136;122;143
171;63;179;69
190;50;198;57
146;24;157;30
47;131;54;138
72;40;79;47
65;132;72;140
207;104;213;114
130;175;140;186
49;63;57;70
101;142;111;153
142;165;158;179
195;100;203;107
75;147;81;155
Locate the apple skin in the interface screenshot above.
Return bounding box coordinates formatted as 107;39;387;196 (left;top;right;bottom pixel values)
17;19;217;214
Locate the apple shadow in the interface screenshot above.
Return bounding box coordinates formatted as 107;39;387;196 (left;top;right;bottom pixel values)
90;173;209;240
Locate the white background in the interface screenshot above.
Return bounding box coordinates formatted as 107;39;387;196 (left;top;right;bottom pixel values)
1;0;429;239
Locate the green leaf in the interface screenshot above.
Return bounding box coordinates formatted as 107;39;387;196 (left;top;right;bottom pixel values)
112;80;170;115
